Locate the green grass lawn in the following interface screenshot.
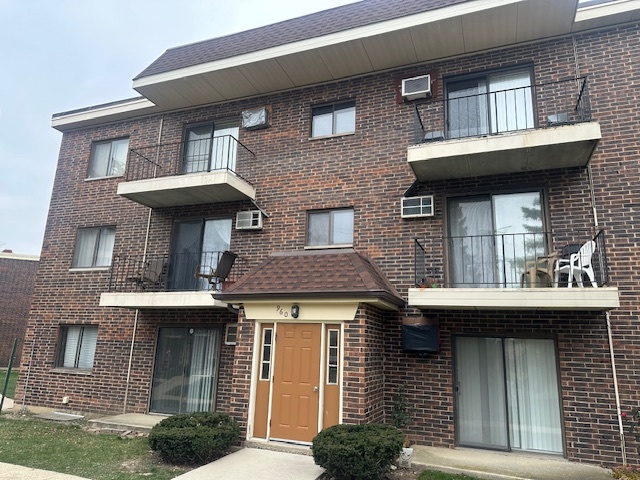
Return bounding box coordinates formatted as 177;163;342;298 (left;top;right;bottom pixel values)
0;417;191;480
0;370;18;398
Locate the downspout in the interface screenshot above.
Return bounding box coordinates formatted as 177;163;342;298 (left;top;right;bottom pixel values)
575;33;626;464
123;115;164;414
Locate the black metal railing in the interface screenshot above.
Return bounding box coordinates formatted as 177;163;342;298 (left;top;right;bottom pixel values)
413;76;592;144
107;251;246;293
415;229;609;288
125;136;256;183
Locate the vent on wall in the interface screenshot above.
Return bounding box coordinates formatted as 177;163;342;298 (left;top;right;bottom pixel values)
401;195;434;218
401;74;431;100
236;210;263;230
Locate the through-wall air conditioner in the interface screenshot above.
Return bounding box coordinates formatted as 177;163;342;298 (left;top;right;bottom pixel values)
401;74;431;100
401;195;434;218
236;210;263;230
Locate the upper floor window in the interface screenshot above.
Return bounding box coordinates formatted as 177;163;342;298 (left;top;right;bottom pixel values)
311;101;356;138
446;68;533;139
56;325;98;370
307;208;354;247
72;227;116;268
88;138;129;178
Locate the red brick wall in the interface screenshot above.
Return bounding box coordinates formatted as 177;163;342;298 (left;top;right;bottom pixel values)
17;19;640;467
0;256;38;368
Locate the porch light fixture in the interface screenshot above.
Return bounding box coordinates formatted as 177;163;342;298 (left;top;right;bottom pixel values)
291;304;300;318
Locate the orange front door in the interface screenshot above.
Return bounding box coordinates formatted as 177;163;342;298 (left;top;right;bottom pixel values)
270;323;321;443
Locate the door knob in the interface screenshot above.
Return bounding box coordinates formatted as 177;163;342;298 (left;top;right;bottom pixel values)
313;386;318;392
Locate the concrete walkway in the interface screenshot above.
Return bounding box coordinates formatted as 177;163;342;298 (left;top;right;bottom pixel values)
173;448;324;479
0;463;88;480
0;410;614;480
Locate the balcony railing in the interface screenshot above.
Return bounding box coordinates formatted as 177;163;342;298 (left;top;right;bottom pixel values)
415;229;609;288
413;76;592;144
107;251;246;293
125;136;256;183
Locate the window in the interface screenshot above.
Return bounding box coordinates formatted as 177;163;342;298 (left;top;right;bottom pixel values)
225;324;238;345
446;68;534;139
326;329;340;385
88;138;129;178
307;209;354;247
56;325;98;369
72;227;116;268
259;328;273;381
311;101;356;137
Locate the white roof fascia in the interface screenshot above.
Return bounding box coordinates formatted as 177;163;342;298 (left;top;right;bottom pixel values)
575;0;640;21
132;0;524;89
51;97;157;130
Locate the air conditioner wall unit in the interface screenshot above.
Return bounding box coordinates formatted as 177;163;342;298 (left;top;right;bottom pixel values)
401;74;431;100
236;210;263;230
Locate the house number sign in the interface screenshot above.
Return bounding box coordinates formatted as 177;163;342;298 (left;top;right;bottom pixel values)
275;305;289;318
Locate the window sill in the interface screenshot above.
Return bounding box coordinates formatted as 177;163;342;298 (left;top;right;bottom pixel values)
69;267;110;273
309;131;355;141
51;368;93;375
84;174;124;182
304;244;353;250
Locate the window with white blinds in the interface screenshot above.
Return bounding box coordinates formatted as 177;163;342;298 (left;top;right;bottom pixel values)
57;325;98;369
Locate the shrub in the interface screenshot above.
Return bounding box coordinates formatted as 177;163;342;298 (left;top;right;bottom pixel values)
312;423;404;480
148;411;240;465
612;466;640;480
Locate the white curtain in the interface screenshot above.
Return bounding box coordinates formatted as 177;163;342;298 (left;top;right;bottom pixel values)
505;338;563;453
456;336;563;454
448;197;495;287
63;326;97;369
212;124;239;171
456;337;508;449
200;219;232;290
183;125;213;173
186;329;220;412
490;71;534;133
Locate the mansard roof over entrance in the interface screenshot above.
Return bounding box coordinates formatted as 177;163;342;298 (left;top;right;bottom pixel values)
213;249;405;310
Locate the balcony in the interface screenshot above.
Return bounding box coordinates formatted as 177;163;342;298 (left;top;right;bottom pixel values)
409;230;619;311
407;77;601;181
99;251;246;309
117;136;257;208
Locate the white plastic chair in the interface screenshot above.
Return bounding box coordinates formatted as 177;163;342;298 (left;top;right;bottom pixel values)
553;240;598;288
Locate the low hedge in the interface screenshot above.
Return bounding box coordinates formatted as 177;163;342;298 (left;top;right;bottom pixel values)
148;411;240;465
312;423;404;480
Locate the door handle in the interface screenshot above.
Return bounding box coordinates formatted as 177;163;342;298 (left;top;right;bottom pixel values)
313;386;318;392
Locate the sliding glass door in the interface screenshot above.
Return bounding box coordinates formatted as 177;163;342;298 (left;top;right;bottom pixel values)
455;336;563;454
182;122;240;173
150;327;221;414
168;218;232;291
448;191;545;287
447;68;534;139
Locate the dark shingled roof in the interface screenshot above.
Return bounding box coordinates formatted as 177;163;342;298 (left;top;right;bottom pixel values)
214;249;404;306
135;0;468;79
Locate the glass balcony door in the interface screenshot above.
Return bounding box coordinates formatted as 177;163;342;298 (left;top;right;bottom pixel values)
448;191;545;287
150;327;221;414
182;122;240;174
455;336;563;454
168;218;232;291
447;69;534;139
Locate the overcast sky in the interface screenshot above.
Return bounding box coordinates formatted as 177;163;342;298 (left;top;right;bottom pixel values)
0;0;358;256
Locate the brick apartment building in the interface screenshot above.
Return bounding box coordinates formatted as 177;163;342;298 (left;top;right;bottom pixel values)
16;0;640;467
0;250;38;368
